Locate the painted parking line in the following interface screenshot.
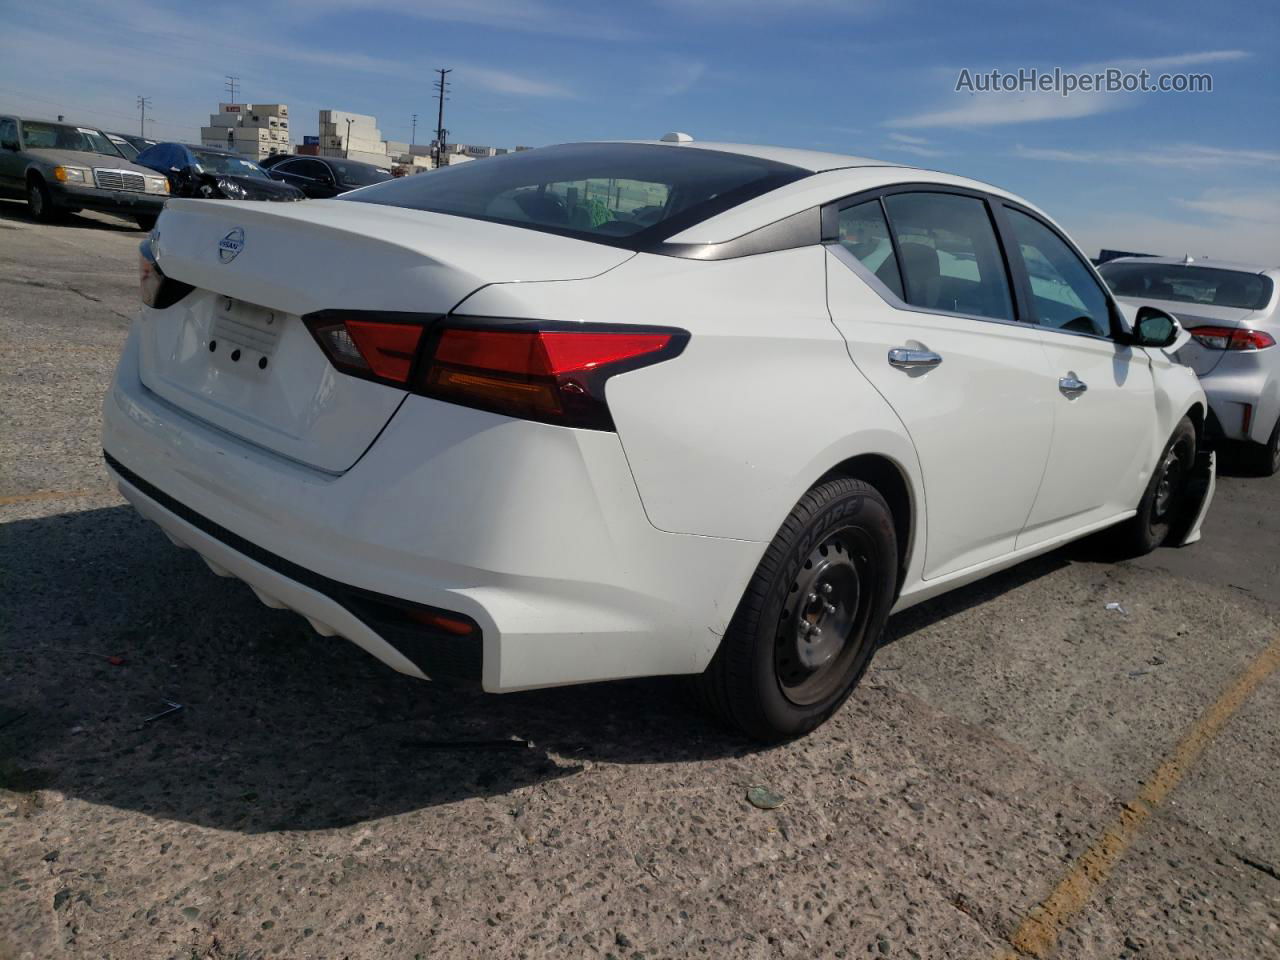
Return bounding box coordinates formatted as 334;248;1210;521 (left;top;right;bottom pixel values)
0;489;109;507
996;634;1280;959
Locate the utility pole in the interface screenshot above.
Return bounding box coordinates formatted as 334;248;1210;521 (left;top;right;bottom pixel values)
433;68;451;169
136;96;151;138
224;75;240;105
410;113;417;147
344;117;353;156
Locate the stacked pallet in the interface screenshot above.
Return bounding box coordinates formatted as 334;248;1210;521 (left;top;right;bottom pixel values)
199;103;291;162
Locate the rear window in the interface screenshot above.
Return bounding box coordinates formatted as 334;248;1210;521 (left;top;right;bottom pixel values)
343;142;809;247
1099;262;1274;311
330;160;392;187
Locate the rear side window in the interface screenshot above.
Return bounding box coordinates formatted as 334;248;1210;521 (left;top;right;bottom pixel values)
1005;208;1111;337
882;192;1015;322
344;142;809;248
837;200;904;299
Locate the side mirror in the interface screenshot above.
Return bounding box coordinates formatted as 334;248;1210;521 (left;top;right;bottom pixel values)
1;139;18;152
1131;305;1180;349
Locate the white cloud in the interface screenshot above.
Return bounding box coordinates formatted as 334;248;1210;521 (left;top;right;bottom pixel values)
1014;143;1280;170
882;132;945;157
278;0;635;40
657;59;708;97
887;49;1251;129
887;132;929;145
1175;188;1280;225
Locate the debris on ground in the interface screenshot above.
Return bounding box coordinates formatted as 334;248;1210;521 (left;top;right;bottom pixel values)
746;785;786;810
1105;602;1128;615
141;700;183;725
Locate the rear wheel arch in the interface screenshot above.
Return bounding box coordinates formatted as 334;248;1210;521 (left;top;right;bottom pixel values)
818;453;914;596
1185;402;1206;447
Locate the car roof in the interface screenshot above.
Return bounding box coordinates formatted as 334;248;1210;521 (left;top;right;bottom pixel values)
610;137;888;173
1103;256;1279;276
617;139;1045;245
13;116;106;131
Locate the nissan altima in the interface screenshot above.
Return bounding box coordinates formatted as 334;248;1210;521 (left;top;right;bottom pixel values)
102;135;1214;741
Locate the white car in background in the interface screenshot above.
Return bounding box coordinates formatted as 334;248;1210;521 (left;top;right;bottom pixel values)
102;136;1213;741
1099;257;1280;475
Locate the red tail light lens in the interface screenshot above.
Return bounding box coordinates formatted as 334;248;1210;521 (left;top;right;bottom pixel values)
304;312;432;386
303;313;687;430
1188;325;1276;351
138;240;194;309
417;324;685;430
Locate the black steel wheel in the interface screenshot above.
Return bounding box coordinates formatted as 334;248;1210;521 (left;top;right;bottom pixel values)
1111;416;1197;556
695;477;898;742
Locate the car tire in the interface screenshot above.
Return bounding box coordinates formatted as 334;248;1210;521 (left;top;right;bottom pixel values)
135;214;158;232
694;477;898;742
1112;416;1197;555
26;176;58;222
1246;416;1280;478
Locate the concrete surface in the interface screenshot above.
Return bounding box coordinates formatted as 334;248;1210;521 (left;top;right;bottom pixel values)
1;202;1277;960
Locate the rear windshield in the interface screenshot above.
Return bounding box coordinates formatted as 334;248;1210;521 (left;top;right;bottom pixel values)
330;160;392;187
343;142;809;247
21;121;122;158
1100;262;1274;311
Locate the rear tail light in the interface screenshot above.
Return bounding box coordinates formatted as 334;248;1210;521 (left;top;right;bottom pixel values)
303;313;688;430
1188;325;1276;351
138;239;194;309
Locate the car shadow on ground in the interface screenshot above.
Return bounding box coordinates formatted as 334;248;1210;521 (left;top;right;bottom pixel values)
0;197;143;234
2;501;1074;834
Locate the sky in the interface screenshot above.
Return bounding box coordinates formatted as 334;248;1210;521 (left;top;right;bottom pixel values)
1;0;1277;262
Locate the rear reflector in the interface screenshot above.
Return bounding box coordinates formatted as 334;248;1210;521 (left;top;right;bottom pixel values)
303;311;687;431
1188;325;1277;351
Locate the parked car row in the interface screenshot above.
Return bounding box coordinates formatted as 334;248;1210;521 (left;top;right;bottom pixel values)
103;135;1245;744
0;114;169;229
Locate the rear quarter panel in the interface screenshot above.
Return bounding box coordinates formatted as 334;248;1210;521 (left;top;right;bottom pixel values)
454;246;923;545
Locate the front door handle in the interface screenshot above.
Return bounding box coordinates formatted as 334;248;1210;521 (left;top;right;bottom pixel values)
1059;374;1088;398
888;347;943;370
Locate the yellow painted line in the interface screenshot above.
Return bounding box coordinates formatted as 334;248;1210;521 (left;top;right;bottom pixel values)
999;635;1280;959
0;488;105;506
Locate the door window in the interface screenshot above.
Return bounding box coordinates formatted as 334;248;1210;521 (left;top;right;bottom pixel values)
882;192;1015;322
0;118;18;149
836;200;904;299
1005;208;1112;337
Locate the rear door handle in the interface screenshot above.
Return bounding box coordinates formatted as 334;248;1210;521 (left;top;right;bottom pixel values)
888;348;943;370
1058;374;1088;398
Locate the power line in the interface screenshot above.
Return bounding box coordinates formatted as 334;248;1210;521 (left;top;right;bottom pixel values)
433;68;451;169
136;96;151;138
224;75;240;105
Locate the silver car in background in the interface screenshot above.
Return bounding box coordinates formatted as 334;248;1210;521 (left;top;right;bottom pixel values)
1100;257;1280;475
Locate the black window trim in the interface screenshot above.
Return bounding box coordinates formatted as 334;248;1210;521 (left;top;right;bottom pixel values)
822;182;1127;344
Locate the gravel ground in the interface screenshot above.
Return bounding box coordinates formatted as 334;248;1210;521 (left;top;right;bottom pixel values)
2;203;1278;960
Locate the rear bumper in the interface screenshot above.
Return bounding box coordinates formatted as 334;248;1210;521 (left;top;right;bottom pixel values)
1197;350;1280;444
102;323;763;692
50;182;166;217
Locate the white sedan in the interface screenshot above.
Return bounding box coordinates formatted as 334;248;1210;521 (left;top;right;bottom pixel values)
103;135;1214;741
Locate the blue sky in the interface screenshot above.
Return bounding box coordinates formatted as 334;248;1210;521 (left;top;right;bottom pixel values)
1;0;1277;261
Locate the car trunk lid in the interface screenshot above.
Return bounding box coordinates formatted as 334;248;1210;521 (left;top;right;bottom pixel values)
140;198;633;472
